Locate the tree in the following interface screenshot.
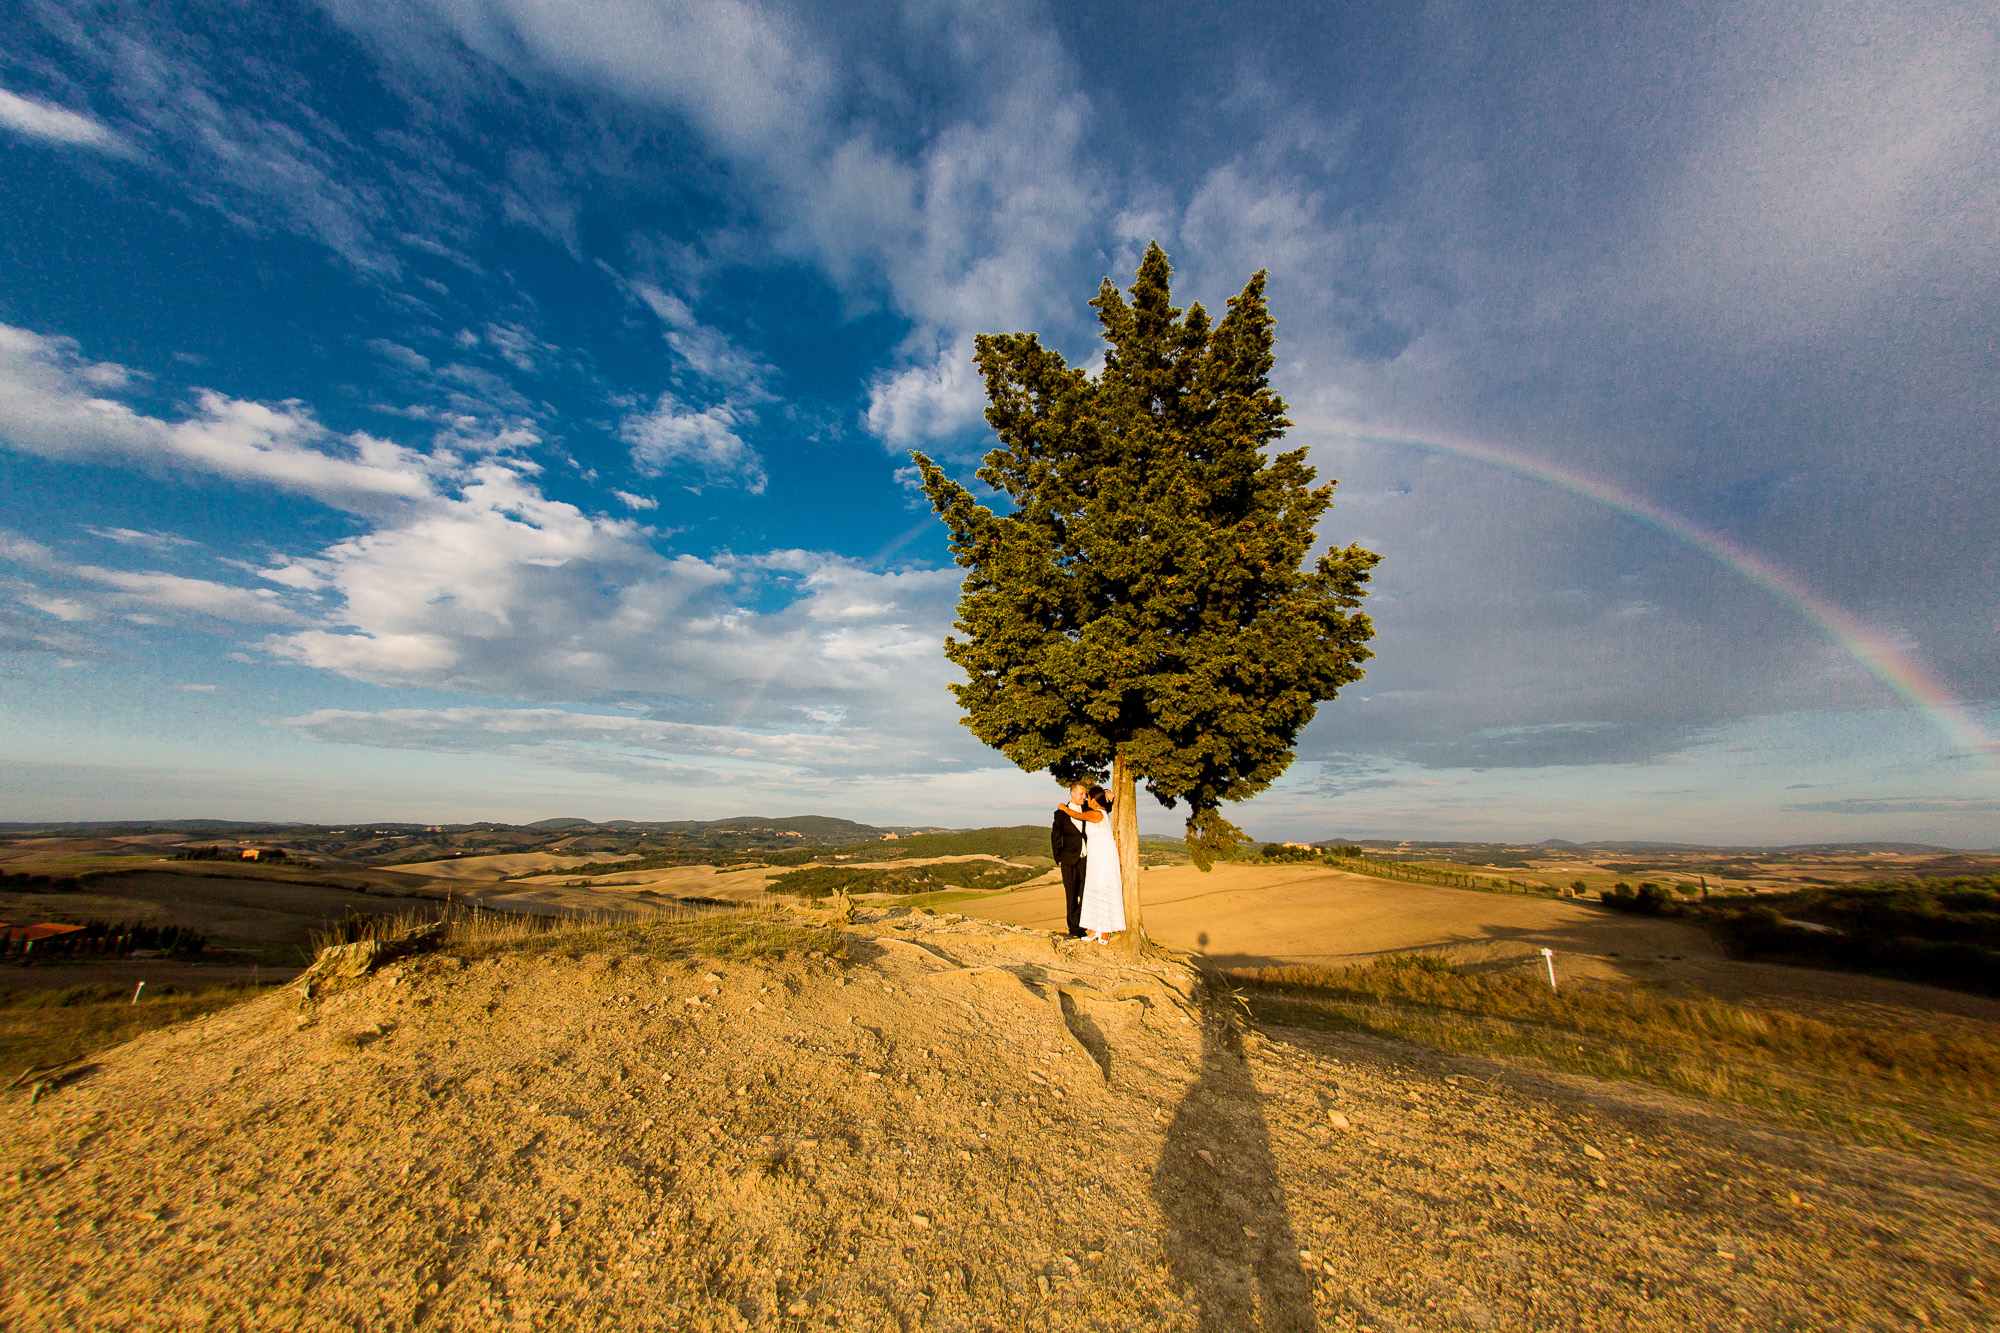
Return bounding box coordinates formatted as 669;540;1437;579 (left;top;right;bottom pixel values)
912;243;1381;952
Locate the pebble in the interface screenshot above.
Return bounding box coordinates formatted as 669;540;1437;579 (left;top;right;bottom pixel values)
1327;1111;1352;1131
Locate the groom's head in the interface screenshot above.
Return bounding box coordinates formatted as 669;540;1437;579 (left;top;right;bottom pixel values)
1068;782;1088;804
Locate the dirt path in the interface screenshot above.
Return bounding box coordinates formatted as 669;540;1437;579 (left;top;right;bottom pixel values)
0;910;1991;1330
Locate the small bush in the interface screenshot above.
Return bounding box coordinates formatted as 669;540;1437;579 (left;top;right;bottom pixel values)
1600;882;1681;916
1370;952;1455;974
1254;844;1323;864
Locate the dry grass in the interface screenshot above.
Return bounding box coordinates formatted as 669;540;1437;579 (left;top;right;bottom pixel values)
1229;954;2000;1167
0;983;279;1081
438;902;849;965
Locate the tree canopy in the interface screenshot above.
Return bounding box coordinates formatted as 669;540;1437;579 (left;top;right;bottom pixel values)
914;243;1380;871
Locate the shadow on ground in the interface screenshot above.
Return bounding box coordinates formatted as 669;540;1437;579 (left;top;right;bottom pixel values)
1151;977;1316;1332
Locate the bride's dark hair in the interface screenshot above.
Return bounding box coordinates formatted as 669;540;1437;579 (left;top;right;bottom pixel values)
1085;785;1110;809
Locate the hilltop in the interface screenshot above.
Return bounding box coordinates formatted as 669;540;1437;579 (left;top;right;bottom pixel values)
3;907;1995;1330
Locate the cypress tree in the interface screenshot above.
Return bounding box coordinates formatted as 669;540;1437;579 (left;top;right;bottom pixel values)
913;243;1381;951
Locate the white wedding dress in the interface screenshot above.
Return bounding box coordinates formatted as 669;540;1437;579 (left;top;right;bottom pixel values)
1077;812;1126;935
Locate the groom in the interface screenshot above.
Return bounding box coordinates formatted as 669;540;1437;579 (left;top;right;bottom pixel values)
1050;781;1089;939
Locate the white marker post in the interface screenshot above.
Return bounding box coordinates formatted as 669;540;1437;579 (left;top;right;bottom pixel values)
131;980;146;1005
1540;947;1558;993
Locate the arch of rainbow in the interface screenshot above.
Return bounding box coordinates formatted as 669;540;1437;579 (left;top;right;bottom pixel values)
727;423;1994;794
1294;417;1998;787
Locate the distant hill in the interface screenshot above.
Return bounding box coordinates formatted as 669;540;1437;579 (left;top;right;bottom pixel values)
0;820;1989;856
0;819;316;833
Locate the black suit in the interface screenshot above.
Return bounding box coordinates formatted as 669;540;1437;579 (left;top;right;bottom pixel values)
1051;807;1088;938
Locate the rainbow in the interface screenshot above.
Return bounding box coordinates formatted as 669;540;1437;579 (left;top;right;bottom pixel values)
1293;417;1999;781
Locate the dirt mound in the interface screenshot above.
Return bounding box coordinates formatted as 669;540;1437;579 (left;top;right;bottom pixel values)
2;909;1992;1331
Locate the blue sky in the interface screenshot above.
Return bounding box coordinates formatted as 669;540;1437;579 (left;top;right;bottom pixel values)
0;0;1994;845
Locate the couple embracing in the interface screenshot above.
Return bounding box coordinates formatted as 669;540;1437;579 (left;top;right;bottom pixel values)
1049;783;1125;944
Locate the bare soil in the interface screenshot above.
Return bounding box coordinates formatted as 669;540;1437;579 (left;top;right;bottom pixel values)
1;908;1992;1331
960;865;2000;1021
963;865;1717;975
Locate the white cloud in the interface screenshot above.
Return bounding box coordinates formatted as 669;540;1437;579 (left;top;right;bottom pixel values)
0;88;131;153
85;526;198;552
19;594;94;622
480;321;556;374
632;282;694;328
282;705;883;769
1785;795;2000;815
663;324;775;397
619;395;766;493
611;490;657;510
0;324;440;511
0;529;308;626
0;325;968;741
865;342;985;448
346;0;1105;451
87;32;399;273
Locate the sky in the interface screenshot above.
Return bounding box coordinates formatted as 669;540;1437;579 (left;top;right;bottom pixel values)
0;0;1994;846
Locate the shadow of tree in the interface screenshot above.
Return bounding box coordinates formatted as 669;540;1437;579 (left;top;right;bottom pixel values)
1151;981;1315;1332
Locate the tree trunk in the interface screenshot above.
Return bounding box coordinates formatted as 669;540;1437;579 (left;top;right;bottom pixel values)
1112;747;1145;957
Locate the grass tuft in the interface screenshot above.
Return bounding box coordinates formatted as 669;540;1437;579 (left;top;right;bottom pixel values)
441;903;847;965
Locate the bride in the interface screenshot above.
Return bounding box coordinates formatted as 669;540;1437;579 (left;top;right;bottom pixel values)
1056;785;1124;943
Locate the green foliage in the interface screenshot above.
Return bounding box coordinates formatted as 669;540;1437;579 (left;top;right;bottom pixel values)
1788;876;2000;947
1252;842;1321;864
556;826;1061;879
914;244;1379;864
810;826;1054;863
767;860;1041;901
1608;876;2000;997
1600;881;1682;915
0;920;207;960
1185;810;1254;871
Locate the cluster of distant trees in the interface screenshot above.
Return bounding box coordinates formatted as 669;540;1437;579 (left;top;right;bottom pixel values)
1599;881;1683;914
1601;875;2000;998
1252;843;1364;864
0;920;207;960
0;870;81;892
174;845;287;862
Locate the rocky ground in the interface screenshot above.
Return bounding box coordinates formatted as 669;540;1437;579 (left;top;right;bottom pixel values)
0;907;1992;1331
